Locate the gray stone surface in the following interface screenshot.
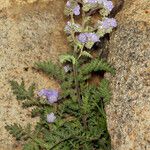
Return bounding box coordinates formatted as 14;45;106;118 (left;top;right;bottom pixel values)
106;0;150;150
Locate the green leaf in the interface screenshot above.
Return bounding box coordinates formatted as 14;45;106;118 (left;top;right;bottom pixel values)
10;80;35;101
97;29;105;37
59;54;76;64
23;141;40;150
80;59;115;75
35;60;65;81
85;41;95;49
80;51;93;58
98;79;112;103
5;123;26;140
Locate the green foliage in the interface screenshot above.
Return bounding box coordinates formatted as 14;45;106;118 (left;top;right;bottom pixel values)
80;51;93;58
35;61;66;81
6;50;114;149
6;58;112;149
5;123;31;141
5;123;25;140
98;79;112;103
23;142;40;150
59;54;76;64
79;58;115;76
10;80;35;100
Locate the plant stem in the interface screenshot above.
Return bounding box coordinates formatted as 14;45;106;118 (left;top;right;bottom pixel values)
78;8;86;60
70;11;88;129
70;14;82;105
72;53;82;105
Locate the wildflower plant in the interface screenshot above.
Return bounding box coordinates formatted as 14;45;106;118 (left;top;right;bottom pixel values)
6;0;117;150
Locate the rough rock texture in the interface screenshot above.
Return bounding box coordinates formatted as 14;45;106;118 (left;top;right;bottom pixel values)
106;0;150;150
0;0;68;149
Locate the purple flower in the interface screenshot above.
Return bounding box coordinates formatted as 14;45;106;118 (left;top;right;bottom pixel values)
103;0;114;11
66;1;71;7
64;22;71;34
86;33;100;42
78;33;100;44
64;21;81;34
101;18;117;29
78;33;88;43
64;21;72;34
38;89;58;104
38;89;47;97
84;0;114;11
47;113;56;123
66;1;80;16
73;5;80;15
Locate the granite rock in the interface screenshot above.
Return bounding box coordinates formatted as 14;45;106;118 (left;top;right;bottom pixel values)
0;0;67;149
105;0;150;150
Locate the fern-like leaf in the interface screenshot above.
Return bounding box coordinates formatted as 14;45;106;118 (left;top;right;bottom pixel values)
79;59;115;75
80;51;93;58
23;141;40;150
35;60;66;81
59;54;76;64
98;79;112;103
5;123;26;140
10;80;35;101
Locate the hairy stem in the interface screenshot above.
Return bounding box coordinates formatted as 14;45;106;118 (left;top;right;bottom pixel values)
71;12;88;129
70;14;82;105
73;53;82;105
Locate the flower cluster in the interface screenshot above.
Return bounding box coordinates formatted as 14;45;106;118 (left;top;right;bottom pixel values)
83;0;114;12
47;113;56;123
96;17;117;37
100;17;117;29
65;1;80;16
38;89;58;123
78;33;100;44
64;21;81;34
38;89;58;104
64;0;116;49
102;0;114;11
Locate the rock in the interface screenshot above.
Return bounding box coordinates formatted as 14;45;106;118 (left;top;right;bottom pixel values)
105;0;150;150
0;0;68;149
0;0;55;10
